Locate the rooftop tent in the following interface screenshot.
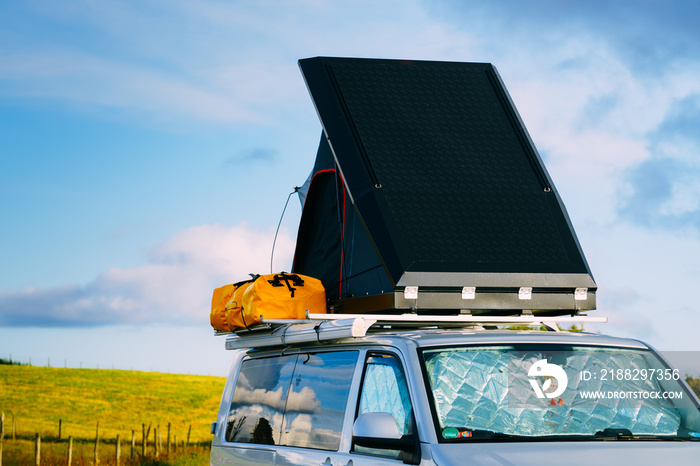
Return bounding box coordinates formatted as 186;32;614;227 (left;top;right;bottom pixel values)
292;57;596;315
293;134;393;305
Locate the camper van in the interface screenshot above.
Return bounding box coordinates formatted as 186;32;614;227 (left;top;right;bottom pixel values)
209;58;700;465
209;315;700;465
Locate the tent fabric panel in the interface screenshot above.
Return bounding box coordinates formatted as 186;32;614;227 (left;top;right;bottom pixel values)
292;168;344;300
299;57;592;277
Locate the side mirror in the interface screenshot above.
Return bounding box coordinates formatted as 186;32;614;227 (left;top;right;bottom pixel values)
352;413;420;465
353;412;402;441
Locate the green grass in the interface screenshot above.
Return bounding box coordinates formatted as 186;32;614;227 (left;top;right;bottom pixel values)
0;365;225;464
0;438;211;465
687;375;700;399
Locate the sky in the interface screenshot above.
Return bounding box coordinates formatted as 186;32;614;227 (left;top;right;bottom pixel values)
1;0;700;377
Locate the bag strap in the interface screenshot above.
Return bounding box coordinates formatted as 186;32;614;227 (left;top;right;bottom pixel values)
233;273;261;331
267;273;305;298
232;273;260;288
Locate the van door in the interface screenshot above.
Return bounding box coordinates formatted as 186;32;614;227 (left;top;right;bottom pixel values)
336;352;423;465
216;350;360;465
214;354;297;464
275;350;359;465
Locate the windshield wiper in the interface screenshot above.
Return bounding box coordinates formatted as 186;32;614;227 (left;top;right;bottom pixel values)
593;428;695;441
454;429;532;442
444;427;699;443
594;428;634;439
449;428;698;443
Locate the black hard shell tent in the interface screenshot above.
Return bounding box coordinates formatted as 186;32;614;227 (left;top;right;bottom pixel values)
292;57;596;315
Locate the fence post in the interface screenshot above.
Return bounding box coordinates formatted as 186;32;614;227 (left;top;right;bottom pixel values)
67;436;73;466
146;423;152;456
131;429;135;460
58;419;62;441
1;412;4;466
94;421;99;464
155;425;160;457
141;424;146;458
167;422;171;455
187;424;191;447
115;434;121;466
35;433;40;466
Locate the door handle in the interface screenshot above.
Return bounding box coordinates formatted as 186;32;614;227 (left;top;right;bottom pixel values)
322;456;353;466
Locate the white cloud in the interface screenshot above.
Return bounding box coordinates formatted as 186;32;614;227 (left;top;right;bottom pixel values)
0;223;295;327
0;48;269;124
0;0;474;127
491;33;700;236
581;224;700;350
231;373;319;414
286;387;321;414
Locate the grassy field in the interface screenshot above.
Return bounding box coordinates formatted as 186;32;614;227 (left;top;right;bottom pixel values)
0;438;211;465
0;364;226;465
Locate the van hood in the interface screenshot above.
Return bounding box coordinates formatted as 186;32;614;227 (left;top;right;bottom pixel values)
429;441;700;465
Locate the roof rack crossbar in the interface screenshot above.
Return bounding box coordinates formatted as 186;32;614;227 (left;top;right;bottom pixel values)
224;314;607;350
306;313;607;325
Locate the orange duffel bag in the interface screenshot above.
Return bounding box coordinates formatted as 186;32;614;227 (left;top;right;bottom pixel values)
210;283;236;331
210;276;258;331
240;272;326;327
225;279;256;330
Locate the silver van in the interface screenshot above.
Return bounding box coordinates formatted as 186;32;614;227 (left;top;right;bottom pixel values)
209;315;700;465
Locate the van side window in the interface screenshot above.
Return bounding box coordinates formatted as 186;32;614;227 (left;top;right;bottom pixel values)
281;351;358;451
225;355;296;444
354;353;415;461
358;353;413;435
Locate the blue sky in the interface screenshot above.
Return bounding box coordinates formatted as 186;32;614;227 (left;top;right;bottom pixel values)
2;0;700;376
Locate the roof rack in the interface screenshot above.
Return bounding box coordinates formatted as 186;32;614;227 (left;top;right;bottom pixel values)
224;313;607;350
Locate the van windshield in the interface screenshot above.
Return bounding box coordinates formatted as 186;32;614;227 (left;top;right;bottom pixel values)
420;344;700;442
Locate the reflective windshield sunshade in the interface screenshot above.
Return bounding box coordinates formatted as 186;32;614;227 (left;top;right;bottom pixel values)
421;345;700;441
